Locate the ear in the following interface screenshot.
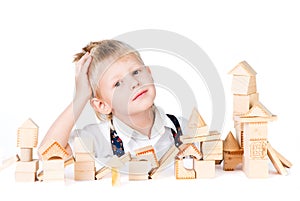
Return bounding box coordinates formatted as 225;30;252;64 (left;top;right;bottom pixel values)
90;97;112;115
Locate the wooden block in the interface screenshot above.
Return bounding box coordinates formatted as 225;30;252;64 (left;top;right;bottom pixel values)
17;118;38;148
223;150;243;171
129;160;150;181
95;166;111;180
149;145;179;179
43;170;65;181
270;145;292;168
267;143;288;175
174;159;196;179
135;145;159;168
244;122;268;140
38;139;69;161
74;136;94;153
202;140;223;160
15;172;36;182
177;143;202;160
223;131;240;151
19;148;33;162
16;159;39;172
231;75;256;95
64;156;75;167
233;93;259;115
243;156;268;178
185;126;209;137
74;170;95;181
187;107;207;128
75;152;95;162
228;61;257;76
111;167;121;186
181;132;221;144
194;159;215;178
43;159;64;171
244;138;267;160
74;161;95;171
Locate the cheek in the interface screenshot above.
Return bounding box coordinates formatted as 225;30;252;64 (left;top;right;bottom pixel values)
111;88;131;108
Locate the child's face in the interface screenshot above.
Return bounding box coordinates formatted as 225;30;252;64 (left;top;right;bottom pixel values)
98;54;156;117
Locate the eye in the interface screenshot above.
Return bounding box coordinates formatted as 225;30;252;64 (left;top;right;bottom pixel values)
133;69;140;75
114;81;121;87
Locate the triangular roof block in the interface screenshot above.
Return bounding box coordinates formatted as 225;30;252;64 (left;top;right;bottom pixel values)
176;143;202;160
20;118;39;129
242;102;273;117
188;108;207;128
228;61;257;76
224;131;240;151
38;139;69;161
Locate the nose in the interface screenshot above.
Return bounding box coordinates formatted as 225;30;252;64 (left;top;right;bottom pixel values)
130;77;140;90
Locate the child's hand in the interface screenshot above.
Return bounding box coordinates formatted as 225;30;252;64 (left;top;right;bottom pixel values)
74;52;93;101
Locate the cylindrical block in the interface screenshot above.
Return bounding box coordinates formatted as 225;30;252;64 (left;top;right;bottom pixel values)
20;148;33;162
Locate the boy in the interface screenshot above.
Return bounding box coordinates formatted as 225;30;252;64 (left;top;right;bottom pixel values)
39;40;186;161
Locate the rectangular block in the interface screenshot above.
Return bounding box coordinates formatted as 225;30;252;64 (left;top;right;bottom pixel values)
244;122;268;139
194;159;215;178
243;156;268;178
231;75;256;95
75;152;95;162
74;170;95;181
74;136;94;153
74;161;95;171
43;170;65;181
233;93;259;115
16;159;39;172
129;160;150;181
15;172;36;182
17;128;38;148
43;159;64;171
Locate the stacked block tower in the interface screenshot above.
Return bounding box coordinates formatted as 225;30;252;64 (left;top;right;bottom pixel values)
15;118;39;182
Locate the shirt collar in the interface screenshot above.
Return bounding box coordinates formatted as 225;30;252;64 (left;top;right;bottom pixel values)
112;105;177;140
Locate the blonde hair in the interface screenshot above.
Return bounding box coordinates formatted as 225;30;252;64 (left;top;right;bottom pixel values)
73;40;144;121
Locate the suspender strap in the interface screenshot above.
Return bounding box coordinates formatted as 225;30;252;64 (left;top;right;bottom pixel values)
166;114;183;147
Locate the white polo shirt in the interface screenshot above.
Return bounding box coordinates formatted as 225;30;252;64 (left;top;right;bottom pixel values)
69;106;187;164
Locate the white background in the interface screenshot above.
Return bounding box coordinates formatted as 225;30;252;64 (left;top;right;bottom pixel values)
0;0;299;200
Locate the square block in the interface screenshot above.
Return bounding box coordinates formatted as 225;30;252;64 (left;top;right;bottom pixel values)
202;140;223;160
233;93;259;115
231;75;256;95
43;170;65;181
74;170;95;181
15;172;36;182
243;156;268;178
16;159;39;172
43;159;64;171
194;159;215;178
74;161;95;171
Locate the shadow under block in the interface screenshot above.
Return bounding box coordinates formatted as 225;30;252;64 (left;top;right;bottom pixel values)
194;159;215;178
174;158;196;179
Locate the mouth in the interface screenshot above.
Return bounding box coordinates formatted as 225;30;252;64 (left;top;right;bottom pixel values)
132;89;148;101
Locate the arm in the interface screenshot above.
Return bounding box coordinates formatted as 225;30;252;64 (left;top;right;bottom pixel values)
39;52;93;155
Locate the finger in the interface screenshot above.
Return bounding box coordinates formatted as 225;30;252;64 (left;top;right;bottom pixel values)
82;55;92;73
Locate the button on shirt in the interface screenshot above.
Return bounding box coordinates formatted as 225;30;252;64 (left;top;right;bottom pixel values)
69;106;187;162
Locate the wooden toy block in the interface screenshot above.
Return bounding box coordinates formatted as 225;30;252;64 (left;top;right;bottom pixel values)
201;140;223;160
270;145;292;168
74;161;95;171
17;118;38;148
19;148;33;162
129;159;150;181
75;152;95;162
43;170;65;181
267;143;288;175
0;155;19;172
74;170;95;181
244;138;267;160
64;156;75;167
233;93;259;115
228;61;257;76
181;131;221;144
111;167;121;186
177;143;202;160
16;159;39;172
231;75;257;95
43;159;64;170
174;158;196;179
38;139;69;161
95;152;131;180
194;159;215;178
243;156;268;178
223;132;243;171
74;136;94;153
149;145;179;179
134;145;159;168
244;122;268;140
15;172;36;182
188;107;207;128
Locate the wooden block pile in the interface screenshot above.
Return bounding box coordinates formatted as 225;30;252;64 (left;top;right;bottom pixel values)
176;108;223;179
15;118;39;182
228;61;292;178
